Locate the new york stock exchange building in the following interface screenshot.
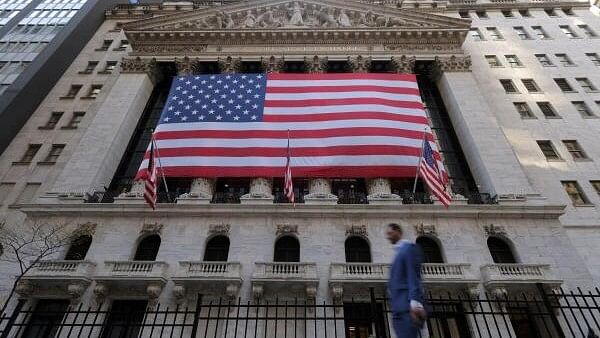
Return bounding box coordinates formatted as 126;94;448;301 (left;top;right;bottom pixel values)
1;0;600;337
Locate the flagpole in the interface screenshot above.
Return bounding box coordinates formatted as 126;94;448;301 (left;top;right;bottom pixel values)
412;128;428;194
151;134;170;199
287;129;295;208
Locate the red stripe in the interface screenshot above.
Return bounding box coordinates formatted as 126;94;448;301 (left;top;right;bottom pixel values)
142;145;441;161
263;112;428;124
267;73;417;81
266;85;420;95
154;128;435;142
137;166;419;178
264;98;424;109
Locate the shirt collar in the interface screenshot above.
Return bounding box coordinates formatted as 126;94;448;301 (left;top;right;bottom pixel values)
394;239;411;250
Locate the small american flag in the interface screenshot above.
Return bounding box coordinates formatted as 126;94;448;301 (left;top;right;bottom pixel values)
284;133;294;204
137;139;157;209
419;140;451;207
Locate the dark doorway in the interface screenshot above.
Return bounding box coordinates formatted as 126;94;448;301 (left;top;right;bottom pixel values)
427;301;472;338
273;236;300;262
345;236;372;263
203;235;230;262
487;237;517;263
64;235;92;260
343;302;387;338
508;305;543;338
416;236;444;263
101;300;148;338
21;299;70;338
134;234;161;261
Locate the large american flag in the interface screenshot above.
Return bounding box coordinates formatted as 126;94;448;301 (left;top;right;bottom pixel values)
137;73;446;180
420;140;451;207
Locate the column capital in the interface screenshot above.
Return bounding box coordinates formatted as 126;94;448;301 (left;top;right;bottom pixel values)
347;55;372;73
175;56;199;76
217;56;242;73
120;57;160;82
432;55;472;75
261;56;285;73
304;55;328;73
390;55;416;74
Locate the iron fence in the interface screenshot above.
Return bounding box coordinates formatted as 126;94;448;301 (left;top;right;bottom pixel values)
2;285;599;338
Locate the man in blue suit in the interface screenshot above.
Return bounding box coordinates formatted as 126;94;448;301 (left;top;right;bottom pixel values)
386;223;426;338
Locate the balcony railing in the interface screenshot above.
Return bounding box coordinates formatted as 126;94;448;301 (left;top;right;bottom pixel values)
211;191;243;204
337;192;368;205
398;191;434;204
467;192;498;205
330;263;389;282
253;262;318;280
84;190;183;203
178;261;242;279
422;263;476;281
24;260;96;279
274;191;306;204
481;263;561;286
101;261;168;279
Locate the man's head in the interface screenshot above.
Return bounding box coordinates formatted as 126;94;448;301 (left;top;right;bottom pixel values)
386;223;403;244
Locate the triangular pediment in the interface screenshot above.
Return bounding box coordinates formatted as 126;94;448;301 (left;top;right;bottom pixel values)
123;0;470;32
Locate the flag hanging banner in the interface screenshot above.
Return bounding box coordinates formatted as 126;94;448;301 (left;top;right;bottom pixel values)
284;132;295;204
137;138;157;209
419;140;451;207
136;73;446;180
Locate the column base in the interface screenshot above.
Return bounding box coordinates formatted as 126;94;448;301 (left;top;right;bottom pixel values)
304;193;338;205
176;193;211;205
240;193;274;205
367;193;402;205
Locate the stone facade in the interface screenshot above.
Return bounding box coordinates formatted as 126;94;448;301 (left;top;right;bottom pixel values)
0;0;599;336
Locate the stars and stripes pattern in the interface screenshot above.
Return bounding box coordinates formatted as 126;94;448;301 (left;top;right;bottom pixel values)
138;139;157;209
136;72;447;181
284;134;294;204
419;139;451;207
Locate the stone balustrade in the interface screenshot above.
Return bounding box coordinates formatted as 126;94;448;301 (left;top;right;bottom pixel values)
422;263;475;281
330;263;390;282
253;262;318;280
172;261;243;300
17;260;97;300
481;263;562;289
178;261;242;279
28;260;96;276
101;260;169;279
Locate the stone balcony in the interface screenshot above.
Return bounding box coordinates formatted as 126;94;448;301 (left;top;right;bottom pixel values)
17;260;96;301
329;262;479;300
172;261;243;300
93;261;169;305
251;262;319;300
481;264;562;295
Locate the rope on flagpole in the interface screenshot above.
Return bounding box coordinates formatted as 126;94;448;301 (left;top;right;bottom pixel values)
412;127;429;194
151;133;170;200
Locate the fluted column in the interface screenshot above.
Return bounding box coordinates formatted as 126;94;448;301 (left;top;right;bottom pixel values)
301;56;337;205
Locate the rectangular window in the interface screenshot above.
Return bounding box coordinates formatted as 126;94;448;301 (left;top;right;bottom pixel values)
459;11;469;18
17;182;41;204
18;144;41;163
101;300;148;338
554;78;574;92
561;181;589;205
578;25;597;38
80;61;98;74
531;26;550;39
502;10;514;18
43;144;65;163
537;102;560;118
586;53;600;66
560;25;578;38
555;53;575;66
114;39;129;51
514;26;531;39
40;112;63;129
591;181;600;197
576;78;598;92
545;8;558;17
485;55;502;67
85;84;102;98
522;79;541;92
535;54;553;66
469;28;484;41
562;140;588;160
572;101;596;118
562;8;575;16
519;9;531;17
102;61;117;73
21;300;70;338
476;10;488;19
63;84;81;98
487;27;503;40
505;55;522;67
514;102;535;119
500;79;519;93
97;39;112;51
537;140;561;160
63;111;85;128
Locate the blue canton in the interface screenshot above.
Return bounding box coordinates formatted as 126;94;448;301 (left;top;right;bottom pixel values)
160;73;267;124
423;141;436;168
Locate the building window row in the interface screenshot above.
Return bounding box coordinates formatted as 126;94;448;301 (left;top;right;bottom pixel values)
95;39;129;52
79;61;118;74
39;111;85;129
513;100;599;119
470;25;597;41
461;7;575;19
536;139;590;161
61;84;103;99
500;78;598;94
0;41;49;53
13;143;64;165
561;181;600;206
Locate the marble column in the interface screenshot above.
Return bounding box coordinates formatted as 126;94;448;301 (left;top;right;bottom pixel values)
432;55;536;198
301;56;338;204
47;57;159;203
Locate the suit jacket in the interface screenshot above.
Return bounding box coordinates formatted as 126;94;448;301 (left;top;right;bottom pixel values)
388;241;424;314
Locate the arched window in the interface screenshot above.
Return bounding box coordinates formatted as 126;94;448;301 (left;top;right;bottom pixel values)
487;237;517;263
64;235;92;260
344;236;372;263
274;236;300;262
133;234;161;261
416;236;444;263
203;236;230;262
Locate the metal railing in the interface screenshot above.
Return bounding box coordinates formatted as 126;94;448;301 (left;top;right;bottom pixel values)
336;191;369;205
211;191;243;204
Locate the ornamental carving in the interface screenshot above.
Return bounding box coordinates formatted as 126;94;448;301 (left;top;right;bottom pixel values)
209;223;231;235
261;56;285;73
175;56;199;75
132;44;207;55
484;224;507;237
346;225;368;237
347;55;371;73
141;222;164;235
433;55;472;73
218;56;242;73
74;222;96;237
415;224;437;236
120;57;161;82
276;224;299;235
304;55;328;73
391;55;416;73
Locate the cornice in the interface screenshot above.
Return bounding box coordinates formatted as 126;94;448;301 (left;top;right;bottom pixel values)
15;203;566;219
446;0;589;10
